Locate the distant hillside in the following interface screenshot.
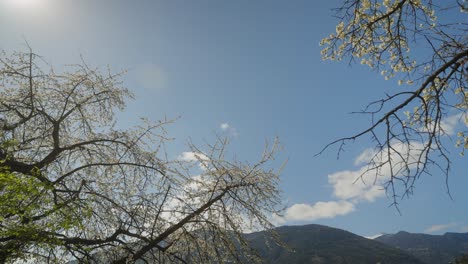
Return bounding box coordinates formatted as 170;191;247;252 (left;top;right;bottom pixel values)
68;225;468;263
375;231;468;264
246;224;424;264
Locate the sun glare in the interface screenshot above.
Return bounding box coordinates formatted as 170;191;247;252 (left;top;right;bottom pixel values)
3;0;51;17
7;0;41;9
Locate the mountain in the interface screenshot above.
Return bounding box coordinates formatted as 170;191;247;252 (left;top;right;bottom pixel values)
375;231;468;264
68;225;468;264
246;224;424;264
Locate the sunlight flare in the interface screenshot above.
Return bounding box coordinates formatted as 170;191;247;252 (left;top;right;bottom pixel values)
6;0;42;9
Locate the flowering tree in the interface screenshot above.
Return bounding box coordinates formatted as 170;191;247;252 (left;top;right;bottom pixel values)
320;0;467;204
0;50;283;263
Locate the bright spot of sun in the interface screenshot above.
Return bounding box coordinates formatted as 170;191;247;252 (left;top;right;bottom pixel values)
6;0;41;9
2;0;52;23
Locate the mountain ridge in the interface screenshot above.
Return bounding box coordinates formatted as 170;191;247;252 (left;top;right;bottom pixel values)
375;230;468;264
246;224;424;264
67;224;468;263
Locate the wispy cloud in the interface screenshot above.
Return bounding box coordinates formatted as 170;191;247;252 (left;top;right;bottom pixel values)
161;174;216;227
417;112;467;136
220;123;230;131
440;112;467;135
220;122;238;137
178;151;210;171
178;152;208;162
285;201;355;221
424;222;458;233
365;233;385;239
328;168;385;202
273;200;355;224
330;141;425;203
275;141;426;225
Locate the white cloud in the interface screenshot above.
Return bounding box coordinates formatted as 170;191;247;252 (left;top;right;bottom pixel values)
365;233;385;239
219;122;238;137
178;151;210;171
277;201;355;223
133;64;168;91
356;141;425;174
328;168;385;202
178;152;208;162
354;148;378;166
329;141;426;203
418;112;467;136
269;111;468;227
440;112;467;135
159;174;211;227
271;141;428;226
220;123;230;131
424;222;458;233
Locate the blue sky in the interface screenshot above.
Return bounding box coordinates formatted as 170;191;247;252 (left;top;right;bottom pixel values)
1;0;466;238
